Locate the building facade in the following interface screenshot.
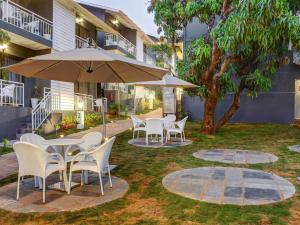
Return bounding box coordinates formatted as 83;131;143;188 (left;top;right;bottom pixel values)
182;18;300;124
0;0;157;140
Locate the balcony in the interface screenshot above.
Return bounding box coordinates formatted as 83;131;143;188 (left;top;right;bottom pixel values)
102;83;128;93
0;0;52;47
144;53;156;66
0;78;24;107
75;35;88;48
105;33;136;57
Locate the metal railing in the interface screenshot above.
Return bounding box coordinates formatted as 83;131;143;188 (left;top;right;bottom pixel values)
32;90;60;131
144;53;156;66
0;0;53;40
75;35;88;48
102;83;128;93
74;93;94;111
105;33;136;57
0;79;24;107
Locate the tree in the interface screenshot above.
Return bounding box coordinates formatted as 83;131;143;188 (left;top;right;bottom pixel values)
149;0;300;134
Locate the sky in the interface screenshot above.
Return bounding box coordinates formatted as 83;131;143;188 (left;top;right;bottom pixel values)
81;0;159;37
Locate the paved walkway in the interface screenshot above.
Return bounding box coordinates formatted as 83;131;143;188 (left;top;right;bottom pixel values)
162;167;295;206
193;149;278;164
0;108;162;180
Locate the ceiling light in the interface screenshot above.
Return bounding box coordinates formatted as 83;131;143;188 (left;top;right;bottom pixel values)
76;17;83;23
112;19;119;25
0;44;8;50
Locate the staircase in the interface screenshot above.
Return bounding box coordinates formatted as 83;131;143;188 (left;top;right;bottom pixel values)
16;116;32;140
31;90;60;132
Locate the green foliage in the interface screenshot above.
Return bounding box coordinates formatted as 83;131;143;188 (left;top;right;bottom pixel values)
32;84;43;99
85;112;102;127
151;0;300;100
61;114;77;130
109;103;122;115
0;29;10;46
149;43;173;68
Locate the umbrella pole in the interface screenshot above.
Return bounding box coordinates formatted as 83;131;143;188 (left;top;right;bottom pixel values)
102;98;107;139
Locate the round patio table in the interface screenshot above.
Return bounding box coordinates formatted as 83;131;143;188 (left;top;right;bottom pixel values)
42;138;84;191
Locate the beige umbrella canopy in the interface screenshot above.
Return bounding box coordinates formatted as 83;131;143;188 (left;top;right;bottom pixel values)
130;74;197;88
5;47;167;83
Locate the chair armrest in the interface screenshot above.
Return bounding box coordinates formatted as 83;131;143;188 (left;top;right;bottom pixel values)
70;152;91;165
48;153;64;164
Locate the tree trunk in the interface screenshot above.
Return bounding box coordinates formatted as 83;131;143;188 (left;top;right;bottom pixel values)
201;93;218;134
214;87;244;132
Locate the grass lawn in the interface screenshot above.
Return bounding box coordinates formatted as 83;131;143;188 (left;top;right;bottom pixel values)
0;122;300;225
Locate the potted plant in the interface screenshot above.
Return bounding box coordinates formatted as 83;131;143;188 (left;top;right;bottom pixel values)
31;84;42;108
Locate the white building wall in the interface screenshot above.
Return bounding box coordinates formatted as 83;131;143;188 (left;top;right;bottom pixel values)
51;0;75;111
136;32;144;62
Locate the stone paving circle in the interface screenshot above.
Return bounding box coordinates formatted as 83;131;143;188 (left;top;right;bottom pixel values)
128;138;192;148
193;149;278;164
162;167;295;206
288;145;300;153
0;173;128;213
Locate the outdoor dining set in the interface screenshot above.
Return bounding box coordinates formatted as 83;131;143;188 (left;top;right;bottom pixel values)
13;132;115;203
131;114;188;144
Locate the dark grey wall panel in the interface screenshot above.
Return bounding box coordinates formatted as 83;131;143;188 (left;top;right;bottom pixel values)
0;106;31;140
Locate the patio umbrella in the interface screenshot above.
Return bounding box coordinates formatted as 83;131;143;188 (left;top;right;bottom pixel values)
4;47;167;83
130;74;197;116
4;47;167;138
130;74;198;88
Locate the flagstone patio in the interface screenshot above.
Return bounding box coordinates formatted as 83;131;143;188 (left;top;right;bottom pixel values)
0;173;128;213
288;145;300;153
162;167;295;206
128;137;192;148
193;149;278;164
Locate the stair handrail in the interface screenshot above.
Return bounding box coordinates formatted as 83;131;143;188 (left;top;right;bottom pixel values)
32;91;60;132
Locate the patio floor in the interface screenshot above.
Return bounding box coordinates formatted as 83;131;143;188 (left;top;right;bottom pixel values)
162;167;295;206
193;149;278;164
0;173;128;213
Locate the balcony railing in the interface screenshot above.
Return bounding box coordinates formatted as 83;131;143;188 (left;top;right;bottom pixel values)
75;35;88;48
105;33;136;57
102;83;128;93
0;0;52;40
0;79;24;107
74;93;94;111
144;53;156;66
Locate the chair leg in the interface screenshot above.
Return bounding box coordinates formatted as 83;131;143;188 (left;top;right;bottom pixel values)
137;130;140;138
183;132;186;141
99;172;104;195
16;175;20;200
132;130;135;139
42;178;46;203
81;171;84;186
68;171;72;194
62;170;68;192
180;133;183;142
107;164;113;188
146;134;148;145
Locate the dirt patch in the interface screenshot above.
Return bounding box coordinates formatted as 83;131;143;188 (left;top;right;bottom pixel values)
288;203;300;225
166;162;183;172
260;215;271;225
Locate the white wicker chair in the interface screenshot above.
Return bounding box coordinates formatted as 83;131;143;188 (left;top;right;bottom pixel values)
145;119;164;145
64;131;103;162
131;115;146;139
20;133;59;187
13;142;67;203
163;114;176;129
0;84;15;104
166;117;188;142
68;136;116;195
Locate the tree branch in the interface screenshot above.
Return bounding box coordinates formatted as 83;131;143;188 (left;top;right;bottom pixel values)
214;56;241;80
